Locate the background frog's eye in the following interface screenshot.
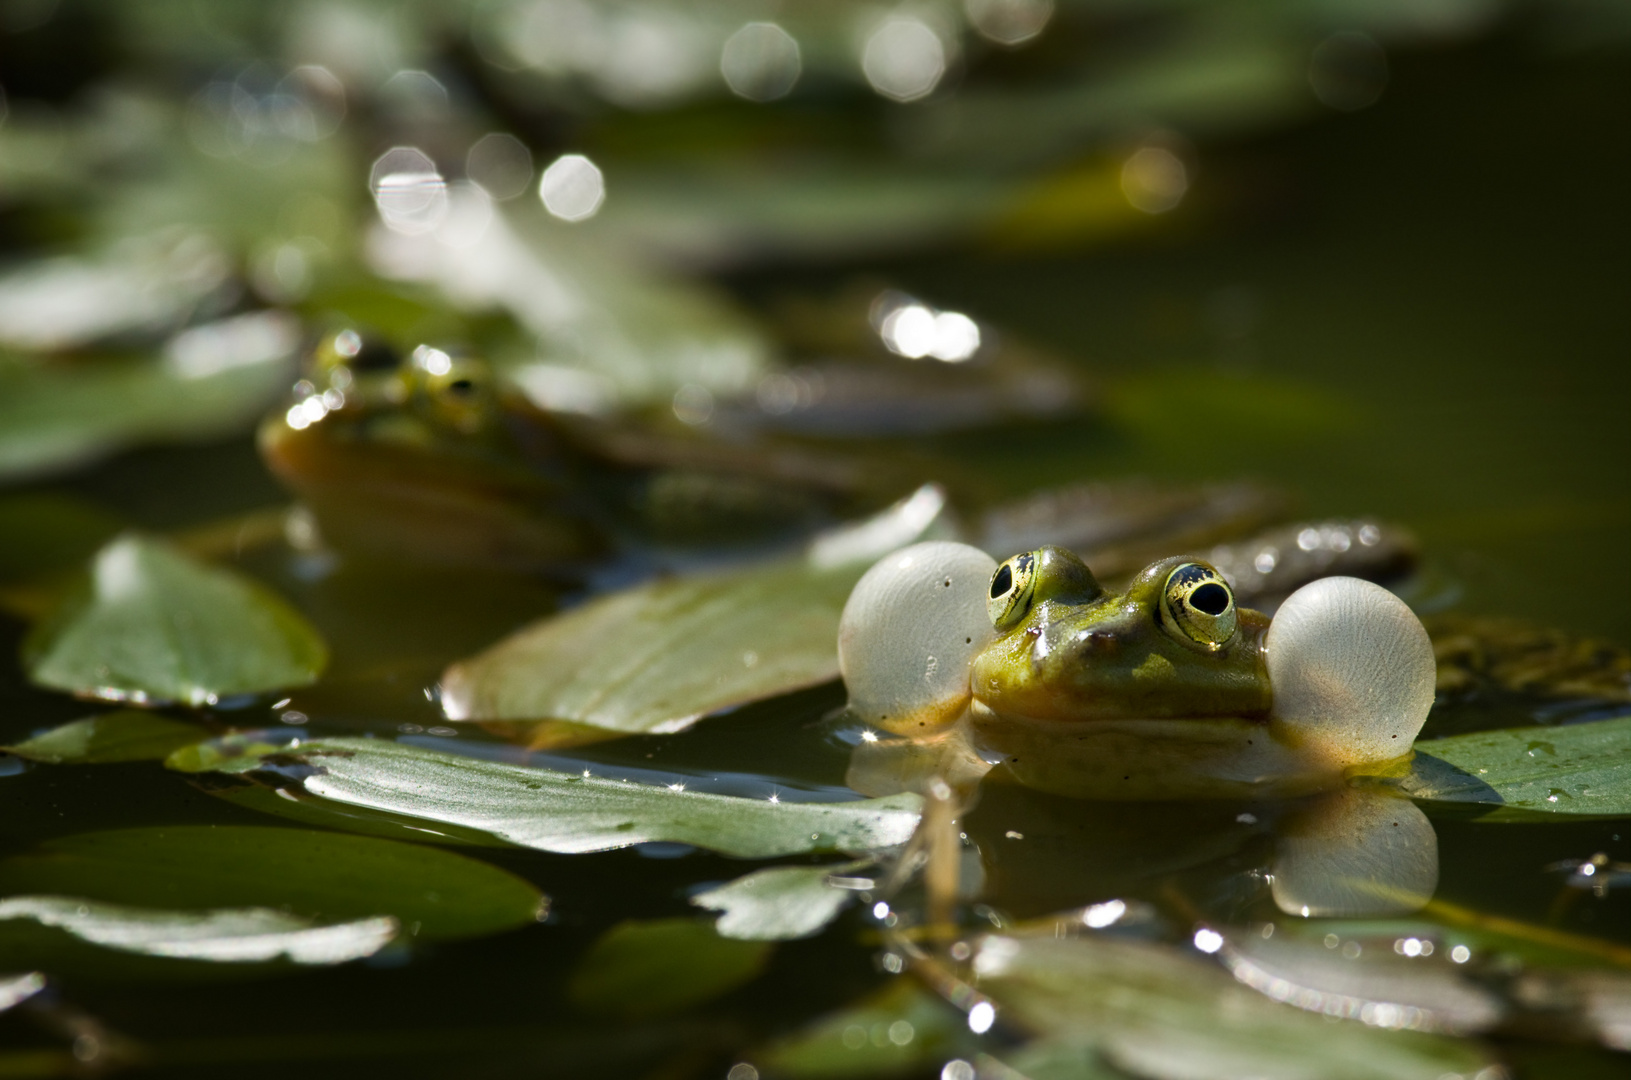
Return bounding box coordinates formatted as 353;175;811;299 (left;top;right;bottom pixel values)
1161;562;1238;649
987;551;1038;630
410;346;494;433
350;338;401;373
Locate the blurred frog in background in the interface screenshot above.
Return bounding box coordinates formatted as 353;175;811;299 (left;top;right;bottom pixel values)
259;328;899;572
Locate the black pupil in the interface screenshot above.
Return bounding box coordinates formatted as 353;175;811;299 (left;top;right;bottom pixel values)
350;341;399;372
1190;582;1229;616
990;564;1013;599
447;378;475;396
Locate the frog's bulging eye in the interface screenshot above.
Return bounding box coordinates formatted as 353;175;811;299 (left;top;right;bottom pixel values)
988;551;1038;630
1161;562;1237;650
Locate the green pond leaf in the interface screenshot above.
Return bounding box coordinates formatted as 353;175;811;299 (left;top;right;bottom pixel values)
168;737;922;858
0;311;299;481
0;898;397;965
1295;908;1631;973
0;972;46;1014
0;826;545;943
567;917;771;1019
691;865;860;941
991;1038;1131;1080
3;711;209;764
972;932;1497;1080
442;485;952;732
0;237;232;354
23;533;328;706
1393;715;1631;819
751;979;980;1079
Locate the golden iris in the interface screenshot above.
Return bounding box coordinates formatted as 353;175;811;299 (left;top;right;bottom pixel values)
1160;562;1237;650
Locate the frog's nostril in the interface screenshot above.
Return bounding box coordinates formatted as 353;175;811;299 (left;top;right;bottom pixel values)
1078;629;1119;656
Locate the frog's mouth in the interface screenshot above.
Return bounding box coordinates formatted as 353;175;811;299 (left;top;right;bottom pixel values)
963;705;1332;800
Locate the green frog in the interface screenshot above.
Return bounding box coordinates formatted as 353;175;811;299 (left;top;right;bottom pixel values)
839;541;1437;800
258;331;893;571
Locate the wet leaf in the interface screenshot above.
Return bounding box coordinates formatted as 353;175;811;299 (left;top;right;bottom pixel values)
567;918;770;1018
751;979;980;1079
691;865;859;941
442;485;952;731
1393;715;1631;818
0;311;299;480
168;737;922;857
0;898;398;965
0;826;544;943
972;932;1497;1080
3;711;209;764
24;534;328;706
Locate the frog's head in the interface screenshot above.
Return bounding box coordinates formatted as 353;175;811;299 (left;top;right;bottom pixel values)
257;329;604;568
970;547;1272;723
838;541;1435;797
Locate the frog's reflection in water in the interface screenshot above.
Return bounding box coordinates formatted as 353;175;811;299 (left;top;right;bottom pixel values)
861;751;1437;922
970;777;1435;921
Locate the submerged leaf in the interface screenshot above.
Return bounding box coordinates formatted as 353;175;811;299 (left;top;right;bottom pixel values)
568;918;771;1018
0;826;544;943
692;865;860;941
0;897;397;965
972;932;1496;1080
751;979;980;1079
170;737;923;858
3;711;208;764
24;534;328;706
1393;715;1631;818
443;485;952;731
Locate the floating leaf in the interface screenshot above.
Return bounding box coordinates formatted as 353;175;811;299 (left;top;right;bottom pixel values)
0;826;544;943
972;932;1497;1080
567;918;771;1018
692;865;860;941
1392;715;1631;819
751;979;980;1079
0;898;397;965
1212;928;1506;1033
24;534;328;706
443;485;951;731
1308;901;1631;972
3;711;209;764
169;737;923;858
992;1038;1130;1080
0;311;299;480
0;237;231;353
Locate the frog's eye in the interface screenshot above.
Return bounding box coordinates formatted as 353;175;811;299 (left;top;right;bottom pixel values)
987;551;1038;630
411;346;493;432
1160;562;1237;649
